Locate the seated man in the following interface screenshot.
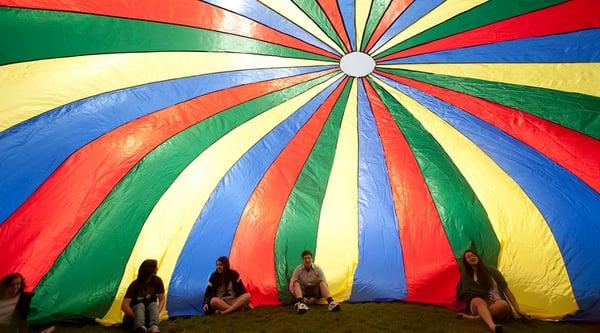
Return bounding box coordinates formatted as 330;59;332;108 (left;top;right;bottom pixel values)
289;250;340;314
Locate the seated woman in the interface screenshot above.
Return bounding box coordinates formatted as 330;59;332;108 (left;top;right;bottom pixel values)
456;250;529;333
0;273;54;333
121;260;165;333
202;256;251;315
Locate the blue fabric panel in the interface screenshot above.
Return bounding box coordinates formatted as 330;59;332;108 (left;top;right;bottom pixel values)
349;79;407;302
337;0;356;51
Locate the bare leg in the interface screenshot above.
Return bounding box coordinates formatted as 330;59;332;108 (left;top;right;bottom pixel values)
220;293;251;315
209;297;231;313
470;297;498;332
490;300;511;321
318;280;332;300
292;281;304;300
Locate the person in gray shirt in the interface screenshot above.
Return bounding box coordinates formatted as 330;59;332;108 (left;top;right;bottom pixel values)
289;250;340;314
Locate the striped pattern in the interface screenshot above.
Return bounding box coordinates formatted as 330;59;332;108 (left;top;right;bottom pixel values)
0;0;598;324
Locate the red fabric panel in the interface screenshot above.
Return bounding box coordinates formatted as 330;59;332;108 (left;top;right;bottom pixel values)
363;78;461;307
364;0;413;53
317;0;353;53
376;70;600;194
0;69;337;291
378;0;600;61
0;0;340;60
229;77;349;306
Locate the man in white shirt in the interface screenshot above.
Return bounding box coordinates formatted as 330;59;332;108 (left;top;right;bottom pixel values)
289;250;341;314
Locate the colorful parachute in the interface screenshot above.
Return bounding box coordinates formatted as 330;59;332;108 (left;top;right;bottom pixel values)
1;0;599;325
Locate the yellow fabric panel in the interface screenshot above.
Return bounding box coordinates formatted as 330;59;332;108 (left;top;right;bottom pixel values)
314;79;359;302
355;0;373;51
0;52;332;131
258;0;345;55
371;0;487;56
371;75;578;319
97;73;343;325
380;63;600;97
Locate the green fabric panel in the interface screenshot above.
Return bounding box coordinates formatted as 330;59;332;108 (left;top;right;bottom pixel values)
375;0;565;59
291;0;348;52
368;77;500;264
360;0;392;52
274;79;353;303
377;68;600;140
28;72;339;324
0;7;335;65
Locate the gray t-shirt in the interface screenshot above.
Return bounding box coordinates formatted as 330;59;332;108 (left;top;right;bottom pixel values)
291;264;325;287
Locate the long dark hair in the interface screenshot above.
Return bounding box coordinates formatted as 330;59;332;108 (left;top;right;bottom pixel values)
462;250;493;292
137;259;158;283
214;256;233;290
1;273;25;296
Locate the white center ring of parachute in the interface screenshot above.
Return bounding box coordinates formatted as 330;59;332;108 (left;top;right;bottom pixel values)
339;52;375;77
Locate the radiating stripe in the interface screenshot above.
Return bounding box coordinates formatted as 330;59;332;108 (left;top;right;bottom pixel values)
364;78;460;308
0;69;337;294
377;68;600;140
363;0;413;53
381;29;600;64
381;63;600;97
380;76;600;321
95;73;340;326
314;79;359;302
274;79;353;303
354;0;371;51
378;0;600;61
230;77;350;306
359;0;391;52
372;0;486;57
374;0;564;59
0;52;333;131
258;0;345;55
317;0;353;53
338;0;356;51
372;74;578;319
0;0;340;60
291;0;347;53
358;78;501;266
376;71;600;194
0;66;332;226
202;0;340;55
167;74;344;316
0;7;333;66
350;79;406;302
370;0;443;55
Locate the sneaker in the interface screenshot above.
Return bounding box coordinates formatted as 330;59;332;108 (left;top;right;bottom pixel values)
294;302;309;314
328;301;341;312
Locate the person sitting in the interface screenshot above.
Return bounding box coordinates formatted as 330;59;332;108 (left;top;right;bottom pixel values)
289;250;340;314
0;273;54;333
202;256;251;315
456;250;530;333
121;259;165;333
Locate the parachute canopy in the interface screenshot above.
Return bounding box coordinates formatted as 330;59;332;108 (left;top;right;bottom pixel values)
0;0;599;324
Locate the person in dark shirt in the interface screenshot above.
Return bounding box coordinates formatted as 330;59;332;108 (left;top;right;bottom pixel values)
456;250;529;333
122;259;165;333
203;256;251;315
0;273;54;333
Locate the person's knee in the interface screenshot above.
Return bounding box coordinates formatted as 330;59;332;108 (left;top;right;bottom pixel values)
209;297;220;307
133;303;146;311
471;297;487;307
240;293;251;303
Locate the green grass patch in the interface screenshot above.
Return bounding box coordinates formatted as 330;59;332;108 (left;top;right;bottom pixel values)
51;302;599;332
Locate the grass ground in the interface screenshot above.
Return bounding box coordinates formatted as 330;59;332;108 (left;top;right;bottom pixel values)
52;302;599;333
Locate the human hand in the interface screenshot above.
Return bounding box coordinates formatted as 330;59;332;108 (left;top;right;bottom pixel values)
203;304;208;313
517;311;531;322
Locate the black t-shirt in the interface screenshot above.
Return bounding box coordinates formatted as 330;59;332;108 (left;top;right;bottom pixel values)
124;276;165;307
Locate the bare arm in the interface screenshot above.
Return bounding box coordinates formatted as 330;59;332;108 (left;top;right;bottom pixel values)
121;298;135;318
505;288;529;319
157;293;166;314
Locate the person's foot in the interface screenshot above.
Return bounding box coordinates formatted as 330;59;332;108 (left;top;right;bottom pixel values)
148;325;160;333
328;300;341;312
134;326;147;333
494;324;503;333
294;302;309;314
